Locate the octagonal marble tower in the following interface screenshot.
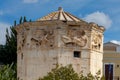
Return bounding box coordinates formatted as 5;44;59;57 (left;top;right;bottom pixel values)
15;7;105;80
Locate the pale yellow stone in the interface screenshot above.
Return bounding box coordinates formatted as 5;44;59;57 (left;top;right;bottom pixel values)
15;8;105;80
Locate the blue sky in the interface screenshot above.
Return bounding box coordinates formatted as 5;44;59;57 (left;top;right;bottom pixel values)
0;0;120;44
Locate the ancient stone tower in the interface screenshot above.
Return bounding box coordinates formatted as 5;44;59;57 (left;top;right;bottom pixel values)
15;7;105;80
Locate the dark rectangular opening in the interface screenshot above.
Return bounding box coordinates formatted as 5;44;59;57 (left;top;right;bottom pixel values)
74;51;81;58
105;64;113;80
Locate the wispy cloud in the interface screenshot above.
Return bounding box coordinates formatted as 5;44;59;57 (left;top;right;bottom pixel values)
23;0;38;3
83;11;112;29
110;40;120;45
0;22;11;45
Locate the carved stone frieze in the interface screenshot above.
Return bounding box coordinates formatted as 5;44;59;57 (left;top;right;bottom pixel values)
30;29;55;49
92;33;102;50
62;29;87;47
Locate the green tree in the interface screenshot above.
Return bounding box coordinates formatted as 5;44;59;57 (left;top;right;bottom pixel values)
23;16;27;22
14;20;16;26
29;19;32;22
0;19;17;64
19;16;23;24
39;65;80;80
0;16;31;64
0;63;17;80
6;26;17;64
0;16;30;79
19;16;30;24
39;65;105;80
0;26;17;64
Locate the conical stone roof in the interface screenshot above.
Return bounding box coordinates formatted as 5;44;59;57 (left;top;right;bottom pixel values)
37;7;82;22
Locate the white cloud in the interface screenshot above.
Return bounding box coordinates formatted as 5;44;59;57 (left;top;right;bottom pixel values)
83;11;112;29
23;0;38;3
0;22;11;45
110;40;120;45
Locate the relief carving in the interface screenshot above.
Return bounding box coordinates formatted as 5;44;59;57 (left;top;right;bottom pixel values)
92;33;102;50
30;29;55;48
45;30;54;47
62;29;87;47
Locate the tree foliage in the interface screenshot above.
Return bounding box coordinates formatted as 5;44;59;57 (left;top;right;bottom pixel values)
39;65;79;80
19;16;23;24
0;16;31;64
19;16;31;24
0;26;17;64
23;16;27;22
0;63;17;80
39;65;105;80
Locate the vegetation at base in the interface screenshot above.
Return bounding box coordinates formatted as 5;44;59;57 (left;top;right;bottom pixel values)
39;65;105;80
0;63;17;80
